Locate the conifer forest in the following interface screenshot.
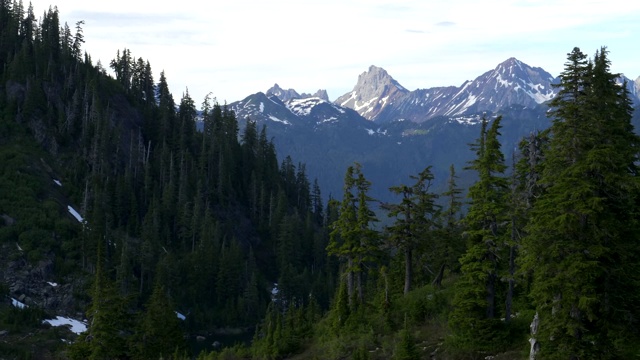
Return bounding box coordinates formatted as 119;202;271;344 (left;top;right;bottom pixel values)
1;2;639;359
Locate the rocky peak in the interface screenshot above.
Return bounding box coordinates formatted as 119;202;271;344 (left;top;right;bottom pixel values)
453;57;557;112
266;83;301;102
334;65;409;120
266;84;330;102
312;89;330;102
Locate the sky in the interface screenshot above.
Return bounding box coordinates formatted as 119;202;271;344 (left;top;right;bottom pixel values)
29;0;640;106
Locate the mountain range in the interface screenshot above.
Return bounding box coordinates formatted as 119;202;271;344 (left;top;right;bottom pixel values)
229;58;640;203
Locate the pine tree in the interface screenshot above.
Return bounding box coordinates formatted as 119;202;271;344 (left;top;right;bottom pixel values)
433;164;464;286
327;163;379;305
71;248;130;360
384;166;439;294
394;319;419;360
449;116;509;351
522;47;640;359
133;281;186;359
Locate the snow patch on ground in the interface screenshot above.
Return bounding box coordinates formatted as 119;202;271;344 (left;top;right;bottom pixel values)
47;281;58;287
43;316;87;334
11;298;27;309
259;102;264;113
53;179;62;186
271;283;279;301
68;206;84;223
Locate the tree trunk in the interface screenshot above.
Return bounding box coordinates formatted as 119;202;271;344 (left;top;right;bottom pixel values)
432;263;446;288
404;248;412;295
357;269;364;304
505;244;515;323
529;312;539;360
347;257;354;307
486;271;496;319
506;216;516;322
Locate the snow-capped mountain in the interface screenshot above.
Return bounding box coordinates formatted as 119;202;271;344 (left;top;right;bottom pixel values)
336;58;558;123
334;66;410;121
230;91;365;130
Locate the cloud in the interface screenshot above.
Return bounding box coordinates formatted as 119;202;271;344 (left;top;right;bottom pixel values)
28;0;640;104
435;21;456;27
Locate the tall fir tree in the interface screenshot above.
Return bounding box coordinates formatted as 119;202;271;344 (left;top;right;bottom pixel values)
449;116;509;351
522;47;640;359
384;166;439;295
327;163;379;305
132;281;186;360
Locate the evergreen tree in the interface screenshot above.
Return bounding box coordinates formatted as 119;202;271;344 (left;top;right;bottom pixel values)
449;116;509;351
327;163;379;305
394;319;419;360
433;164;464;286
384;166;439;295
71;249;130;360
522;47;640;359
133;281;186;359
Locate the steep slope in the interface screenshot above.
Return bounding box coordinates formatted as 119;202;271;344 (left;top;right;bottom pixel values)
334;65;410;121
231;92;366;130
337;59;558;123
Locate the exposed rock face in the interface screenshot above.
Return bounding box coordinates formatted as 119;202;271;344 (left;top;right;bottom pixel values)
1;244;82;317
334;65;409;121
266;84;330;102
266;83;302;102
312;89;330;102
335;59;558;123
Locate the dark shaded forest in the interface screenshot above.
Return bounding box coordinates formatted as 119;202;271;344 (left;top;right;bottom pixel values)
1;2;640;360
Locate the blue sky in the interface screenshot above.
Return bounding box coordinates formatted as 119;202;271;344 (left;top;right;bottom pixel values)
30;0;640;105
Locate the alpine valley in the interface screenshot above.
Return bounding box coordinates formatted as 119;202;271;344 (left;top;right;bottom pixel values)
230;59;640;203
3;3;640;358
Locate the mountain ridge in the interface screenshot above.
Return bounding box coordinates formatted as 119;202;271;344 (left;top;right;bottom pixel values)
250;58;640;126
333;58;558;123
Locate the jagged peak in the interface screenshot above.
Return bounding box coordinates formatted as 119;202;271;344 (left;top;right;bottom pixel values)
312;89;329;102
359;65;393;82
494;57;528;75
266;84;301;102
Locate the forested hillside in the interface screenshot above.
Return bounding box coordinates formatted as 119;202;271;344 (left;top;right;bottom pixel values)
0;3;335;358
1;2;640;360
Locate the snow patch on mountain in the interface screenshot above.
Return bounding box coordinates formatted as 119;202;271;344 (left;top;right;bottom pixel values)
450;115;484;125
287;97;325;116
268;115;291;125
334;65;409;121
336;58;558;123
